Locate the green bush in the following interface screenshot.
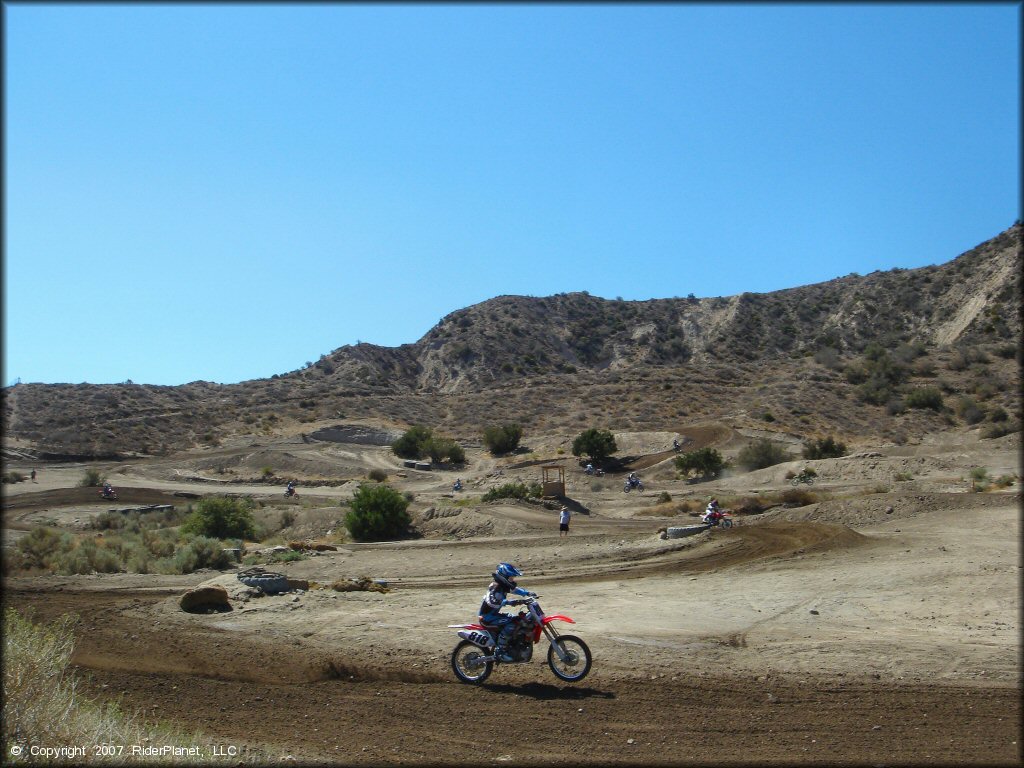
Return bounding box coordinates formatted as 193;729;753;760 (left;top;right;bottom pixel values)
368;468;388;483
164;536;234;574
481;482;542;502
674;447;725;479
15;527;74;570
802;436;847;460
391;426;433;459
904;386;944;411
54;539;121;575
78;468;105;487
2;471;26;484
345;484;411;542
571;428;618;462
181;497;257;540
483;424;524;455
737;438;790;471
425;437;465;464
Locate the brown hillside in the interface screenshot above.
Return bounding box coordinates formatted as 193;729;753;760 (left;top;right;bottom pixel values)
3;224;1020;458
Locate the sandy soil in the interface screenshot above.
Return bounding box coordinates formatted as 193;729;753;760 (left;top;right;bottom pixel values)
2;425;1020;765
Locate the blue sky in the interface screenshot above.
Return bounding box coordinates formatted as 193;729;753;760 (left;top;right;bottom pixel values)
4;3;1020;386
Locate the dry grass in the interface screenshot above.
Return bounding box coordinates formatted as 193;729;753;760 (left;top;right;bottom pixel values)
2;608;268;763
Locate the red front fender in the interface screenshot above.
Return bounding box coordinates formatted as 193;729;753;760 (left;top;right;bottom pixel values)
542;614;576;625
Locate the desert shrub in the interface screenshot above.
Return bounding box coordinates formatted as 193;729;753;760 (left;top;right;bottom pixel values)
261;466;274;478
857;376;897;406
481;482;542;502
802;436;847;460
345;484;411;542
483;423;524;455
981;422;1017;439
159;536;233;574
78;468;105;487
736;439;790;471
954;396;985;425
780;488;817;506
894;472;913;482
181;497;257;540
571;428;618;462
2;471;26;484
992;474;1017;489
279;509;296;529
53;539;121;575
674;447;725;479
886;398;907;416
988;406;1008;423
425;437;465;464
904;386;944;411
391;426;433;459
813;347;841;370
656;491;672;504
367;468;388;483
893;341;927;364
15;527;74;570
993;343;1017;359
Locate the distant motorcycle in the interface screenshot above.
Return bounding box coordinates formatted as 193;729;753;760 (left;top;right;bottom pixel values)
584;465;605;477
99;485;118;501
284;486;299;498
623;477;644;493
701;510;734;528
791;469;816;486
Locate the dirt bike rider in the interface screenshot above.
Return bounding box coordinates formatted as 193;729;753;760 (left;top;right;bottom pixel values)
702;498;722;525
627;471;640;488
286;480;296;496
479;562;536;663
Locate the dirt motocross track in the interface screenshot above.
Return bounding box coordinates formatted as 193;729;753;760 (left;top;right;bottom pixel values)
3;425;1021;765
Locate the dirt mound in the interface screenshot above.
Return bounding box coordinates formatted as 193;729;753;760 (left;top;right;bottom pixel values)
764;491;1018;527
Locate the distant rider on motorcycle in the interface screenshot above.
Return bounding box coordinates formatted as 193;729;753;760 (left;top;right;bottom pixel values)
702;498;723;525
479;563;536;662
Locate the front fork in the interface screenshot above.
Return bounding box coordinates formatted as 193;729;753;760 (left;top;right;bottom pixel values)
542;623;571;662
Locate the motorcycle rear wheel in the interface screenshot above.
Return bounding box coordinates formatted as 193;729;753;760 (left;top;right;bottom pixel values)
547;635;592;683
451;640;493;684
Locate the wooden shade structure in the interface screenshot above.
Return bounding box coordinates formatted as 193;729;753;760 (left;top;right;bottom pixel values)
541;464;565;498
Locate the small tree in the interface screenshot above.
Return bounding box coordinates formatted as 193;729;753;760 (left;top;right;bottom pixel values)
391;426;433;459
79;468;106;487
181;497;257;540
737;438;790;471
424;437;465;465
345;484;411;542
483;424;523;455
572;428;617;462
802;436;847;460
674;447;725;480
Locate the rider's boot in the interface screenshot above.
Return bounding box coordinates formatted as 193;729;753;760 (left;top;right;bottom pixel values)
495;628;514;662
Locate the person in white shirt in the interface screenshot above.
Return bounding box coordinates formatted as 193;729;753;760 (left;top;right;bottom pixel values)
559;505;571;537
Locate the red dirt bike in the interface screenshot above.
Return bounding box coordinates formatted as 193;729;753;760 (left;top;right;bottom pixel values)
99;486;118;501
284;486;299;498
448;596;592;685
701;510;734;528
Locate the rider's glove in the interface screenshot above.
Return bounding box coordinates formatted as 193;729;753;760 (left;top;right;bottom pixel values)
528;592;537;598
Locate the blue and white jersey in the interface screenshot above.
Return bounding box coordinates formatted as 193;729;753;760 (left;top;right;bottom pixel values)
479;580;529;618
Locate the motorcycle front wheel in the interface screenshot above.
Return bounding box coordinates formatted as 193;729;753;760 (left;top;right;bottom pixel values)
721;518;733;528
547;635;592;683
451;640;493;685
